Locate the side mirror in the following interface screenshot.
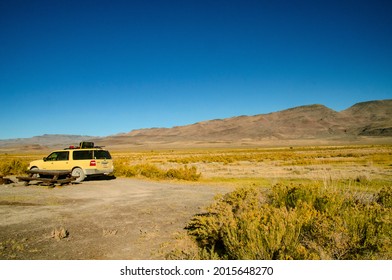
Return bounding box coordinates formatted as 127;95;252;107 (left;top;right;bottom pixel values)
43;157;47;161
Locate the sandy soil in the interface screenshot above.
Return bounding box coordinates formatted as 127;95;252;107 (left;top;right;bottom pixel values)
0;177;232;260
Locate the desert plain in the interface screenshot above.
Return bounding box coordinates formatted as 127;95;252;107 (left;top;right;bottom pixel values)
0;144;391;259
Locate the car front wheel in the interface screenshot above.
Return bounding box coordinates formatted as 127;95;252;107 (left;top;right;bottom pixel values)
29;167;40;178
72;168;86;183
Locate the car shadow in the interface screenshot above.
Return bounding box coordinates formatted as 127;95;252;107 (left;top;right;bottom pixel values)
84;175;117;182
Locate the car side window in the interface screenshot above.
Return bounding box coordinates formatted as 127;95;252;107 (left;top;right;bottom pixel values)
46;151;69;161
73;150;93;160
57;151;69;161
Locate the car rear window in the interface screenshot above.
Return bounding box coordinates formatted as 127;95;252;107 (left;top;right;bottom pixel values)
73;150;93;160
94;150;112;159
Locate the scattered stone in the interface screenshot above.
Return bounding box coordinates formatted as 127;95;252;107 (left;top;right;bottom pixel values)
51;228;69;241
103;229;118;237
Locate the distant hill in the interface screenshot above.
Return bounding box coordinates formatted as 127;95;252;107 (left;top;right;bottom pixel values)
1;99;391;151
0;134;97;152
101;99;392;148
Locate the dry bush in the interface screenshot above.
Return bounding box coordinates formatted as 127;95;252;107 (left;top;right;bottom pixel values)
113;159;201;181
183;184;392;260
376;187;392;208
0;159;28;176
165;166;201;181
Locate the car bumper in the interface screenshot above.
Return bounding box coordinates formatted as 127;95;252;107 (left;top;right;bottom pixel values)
85;168;114;175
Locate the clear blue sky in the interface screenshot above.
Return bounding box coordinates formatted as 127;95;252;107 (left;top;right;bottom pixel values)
1;0;391;139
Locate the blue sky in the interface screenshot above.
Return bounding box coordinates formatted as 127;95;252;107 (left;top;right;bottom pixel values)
1;0;391;139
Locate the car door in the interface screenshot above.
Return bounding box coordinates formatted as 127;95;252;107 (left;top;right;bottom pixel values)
93;150;113;172
42;151;70;170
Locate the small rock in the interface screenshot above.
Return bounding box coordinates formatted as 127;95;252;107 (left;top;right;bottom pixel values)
51;228;69;241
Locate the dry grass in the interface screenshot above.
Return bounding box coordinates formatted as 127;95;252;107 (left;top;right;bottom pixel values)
3;145;390;186
110;145;391;188
2;145;391;260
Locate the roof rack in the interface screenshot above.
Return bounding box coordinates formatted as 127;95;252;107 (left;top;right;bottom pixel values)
64;142;104;150
80;141;94;149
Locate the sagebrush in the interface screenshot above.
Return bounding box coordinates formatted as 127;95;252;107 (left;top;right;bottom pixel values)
183;184;391;260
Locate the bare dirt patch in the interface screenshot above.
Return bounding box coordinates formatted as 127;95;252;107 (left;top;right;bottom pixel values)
0;178;232;260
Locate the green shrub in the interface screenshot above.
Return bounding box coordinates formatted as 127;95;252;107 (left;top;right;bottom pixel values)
376;187;392;208
270;184;318;209
184;184;392;260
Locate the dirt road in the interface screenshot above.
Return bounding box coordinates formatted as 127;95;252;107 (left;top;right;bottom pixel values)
0;178;232;260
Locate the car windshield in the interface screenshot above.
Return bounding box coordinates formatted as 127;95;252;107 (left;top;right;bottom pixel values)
94;150;112;159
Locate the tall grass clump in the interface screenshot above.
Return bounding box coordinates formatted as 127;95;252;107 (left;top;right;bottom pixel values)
0;159;28;176
113;159;201;181
165;166;201;181
184;184;391;260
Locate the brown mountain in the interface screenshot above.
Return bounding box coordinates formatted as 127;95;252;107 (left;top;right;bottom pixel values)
340;100;392;136
0;134;97;152
102;99;392;148
1;99;391;151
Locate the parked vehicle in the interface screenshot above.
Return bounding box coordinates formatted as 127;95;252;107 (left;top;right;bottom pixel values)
28;142;114;182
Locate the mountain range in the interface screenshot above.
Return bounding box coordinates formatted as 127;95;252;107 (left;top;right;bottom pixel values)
1;99;391;151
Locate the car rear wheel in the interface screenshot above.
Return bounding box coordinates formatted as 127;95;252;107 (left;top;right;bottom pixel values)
72;168;86;183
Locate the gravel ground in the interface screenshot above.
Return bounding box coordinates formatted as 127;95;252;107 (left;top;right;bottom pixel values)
0;177;232;260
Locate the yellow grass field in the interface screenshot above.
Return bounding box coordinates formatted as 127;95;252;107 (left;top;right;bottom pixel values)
111;144;392;189
2;144;391;189
1;144;391;260
110;145;392;260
